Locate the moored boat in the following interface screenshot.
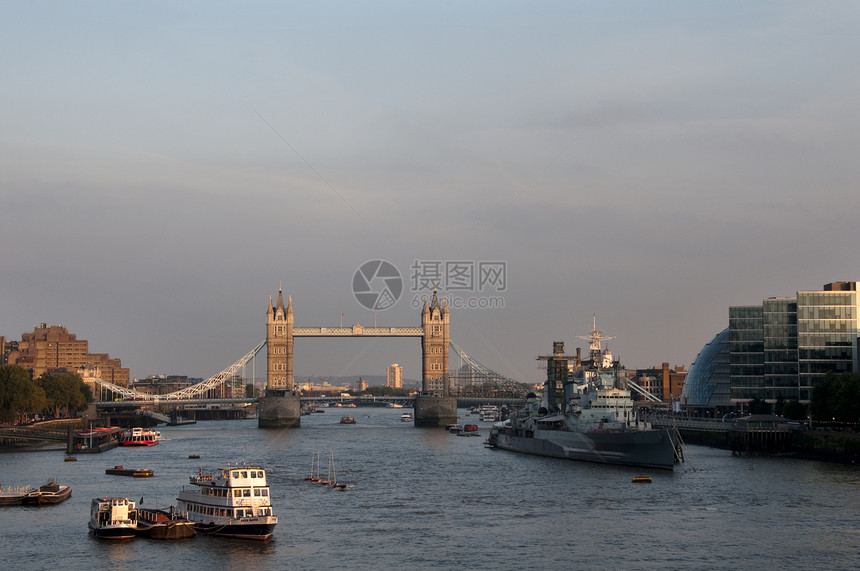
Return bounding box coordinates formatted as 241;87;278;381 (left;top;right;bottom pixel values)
136;507;197;539
89;497;138;540
0;485;32;506
487;319;681;470
22;479;72;505
106;466;154;477
176;466;277;540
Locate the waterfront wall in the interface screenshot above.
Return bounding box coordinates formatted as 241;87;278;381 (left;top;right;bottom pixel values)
657;418;860;464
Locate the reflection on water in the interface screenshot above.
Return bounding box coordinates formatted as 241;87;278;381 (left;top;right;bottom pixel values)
1;410;858;570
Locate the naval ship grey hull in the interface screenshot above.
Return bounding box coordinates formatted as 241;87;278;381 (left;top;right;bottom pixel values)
488;425;677;470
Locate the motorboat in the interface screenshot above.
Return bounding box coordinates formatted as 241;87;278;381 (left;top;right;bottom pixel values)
176;466;278;540
400;412;414;422
339;415;356;424
89;497;138;540
119;427;159;446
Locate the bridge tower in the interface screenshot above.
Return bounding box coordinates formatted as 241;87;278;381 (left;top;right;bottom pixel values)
259;285;301;428
265;286;294;391
414;289;457;427
421;289;450;395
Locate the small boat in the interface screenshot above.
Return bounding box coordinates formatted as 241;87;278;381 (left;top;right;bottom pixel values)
446;424;463;434
401;412;413;422
480;405;500;422
64;457;77;462
22;479;72;505
0;485;32;506
106;465;154;478
305;451;321;482
119;427;159;446
463;424;479;432
632;476;652;483
176;466;278;540
386;403;404;408
136;507;197;539
322;452;348;489
89;497;138;540
188;454;200;459
339;415;356;424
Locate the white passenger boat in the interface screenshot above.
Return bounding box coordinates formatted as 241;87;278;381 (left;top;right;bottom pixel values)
176;466;277;540
119;427;159;446
88;497;138;540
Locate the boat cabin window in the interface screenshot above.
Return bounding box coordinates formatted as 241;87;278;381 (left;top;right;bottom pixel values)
244;489;251;497
254;488;261;496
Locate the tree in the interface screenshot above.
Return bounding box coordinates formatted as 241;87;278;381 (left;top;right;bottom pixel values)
781;400;806;421
36;372;91;418
0;365;47;423
747;398;771;415
811;372;860;425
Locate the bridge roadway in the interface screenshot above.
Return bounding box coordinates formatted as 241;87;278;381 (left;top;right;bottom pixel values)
96;395;524;410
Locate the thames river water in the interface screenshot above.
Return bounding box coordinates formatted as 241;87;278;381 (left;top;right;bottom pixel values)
1;408;859;570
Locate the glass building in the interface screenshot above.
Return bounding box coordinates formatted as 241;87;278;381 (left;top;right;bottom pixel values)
680;328;731;409
727;282;859;405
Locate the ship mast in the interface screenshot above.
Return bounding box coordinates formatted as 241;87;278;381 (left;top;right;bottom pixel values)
577;314;615;366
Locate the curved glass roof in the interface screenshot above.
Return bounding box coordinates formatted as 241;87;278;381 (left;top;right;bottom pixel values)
681;328;731;407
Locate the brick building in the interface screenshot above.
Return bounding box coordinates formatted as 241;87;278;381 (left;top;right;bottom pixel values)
6;323;130;387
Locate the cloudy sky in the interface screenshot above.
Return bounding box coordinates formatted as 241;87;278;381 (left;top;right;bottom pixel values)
2;1;859;386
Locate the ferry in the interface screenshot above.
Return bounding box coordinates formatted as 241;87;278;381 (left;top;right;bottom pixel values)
88;497;138;540
119;427;159;446
480;405;500;422
176;466;277;540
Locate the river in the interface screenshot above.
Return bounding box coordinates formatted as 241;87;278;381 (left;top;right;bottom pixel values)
1;408;858;570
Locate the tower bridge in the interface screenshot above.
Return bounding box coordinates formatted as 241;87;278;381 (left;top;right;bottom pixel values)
91;287;530;426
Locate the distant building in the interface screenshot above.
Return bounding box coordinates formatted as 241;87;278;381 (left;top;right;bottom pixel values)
6;323;129;386
630;363;687;403
133;375;193;395
357;377;369;392
683;281;860;411
386;363;403;389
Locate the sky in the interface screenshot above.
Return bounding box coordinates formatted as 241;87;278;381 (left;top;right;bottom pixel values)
2;1;860;386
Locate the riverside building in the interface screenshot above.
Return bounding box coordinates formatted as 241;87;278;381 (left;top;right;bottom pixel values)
682;281;859;411
4;323;129;386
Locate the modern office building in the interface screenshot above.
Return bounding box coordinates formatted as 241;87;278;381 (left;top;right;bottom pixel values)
684;282;859;410
386;363;403;389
